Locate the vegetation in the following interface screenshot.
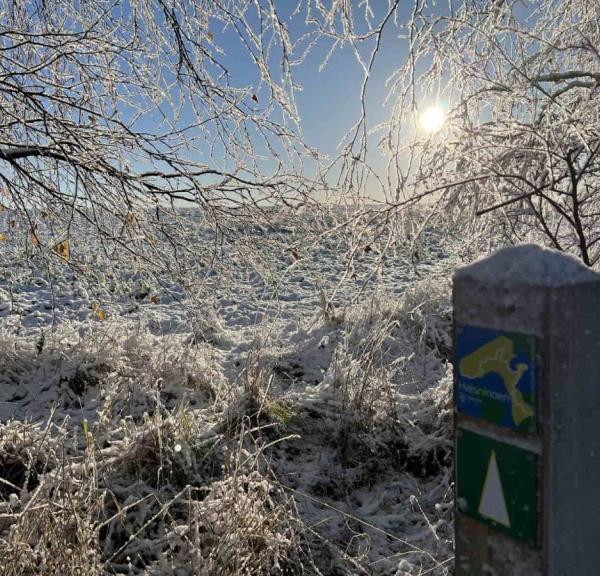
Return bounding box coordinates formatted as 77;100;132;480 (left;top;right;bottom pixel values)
0;1;598;574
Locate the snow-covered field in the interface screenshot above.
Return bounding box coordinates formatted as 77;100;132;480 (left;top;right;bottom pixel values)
0;209;473;575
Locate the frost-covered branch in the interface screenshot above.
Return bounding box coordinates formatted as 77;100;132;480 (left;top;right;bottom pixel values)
0;0;318;275
305;0;600;265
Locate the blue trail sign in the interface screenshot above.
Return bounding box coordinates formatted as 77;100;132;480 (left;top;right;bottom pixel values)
455;325;538;433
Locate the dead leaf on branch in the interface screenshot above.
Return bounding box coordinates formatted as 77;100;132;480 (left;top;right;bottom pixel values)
53;239;70;261
91;303;106;321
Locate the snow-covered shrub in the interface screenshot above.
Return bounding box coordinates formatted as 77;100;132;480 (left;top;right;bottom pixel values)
0;320;227;426
166;467;304;575
0;418;105;576
314;275;451;426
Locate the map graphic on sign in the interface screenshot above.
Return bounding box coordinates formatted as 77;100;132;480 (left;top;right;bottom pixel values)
455;325;537;433
456;427;539;546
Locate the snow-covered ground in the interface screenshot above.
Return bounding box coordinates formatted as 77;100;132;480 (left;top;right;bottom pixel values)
0;210;472;575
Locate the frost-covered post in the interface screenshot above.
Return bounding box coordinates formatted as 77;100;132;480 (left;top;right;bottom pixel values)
453;244;600;576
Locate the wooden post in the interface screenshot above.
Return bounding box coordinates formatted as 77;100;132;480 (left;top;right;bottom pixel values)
453;244;600;575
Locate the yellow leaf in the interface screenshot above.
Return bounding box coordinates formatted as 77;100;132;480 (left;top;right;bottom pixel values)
0;233;6;241
91;303;106;321
0;204;5;213
54;239;70;261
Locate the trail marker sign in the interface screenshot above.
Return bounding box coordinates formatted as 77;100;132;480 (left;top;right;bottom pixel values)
455;325;537;433
453;244;600;576
456;427;539;546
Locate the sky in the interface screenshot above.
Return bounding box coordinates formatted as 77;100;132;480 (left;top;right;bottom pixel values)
202;1;416;178
117;0;455;202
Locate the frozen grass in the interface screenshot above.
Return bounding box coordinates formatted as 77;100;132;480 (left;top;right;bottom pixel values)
0;217;461;575
0;326;310;575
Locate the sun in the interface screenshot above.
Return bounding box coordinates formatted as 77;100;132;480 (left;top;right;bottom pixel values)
419;106;445;133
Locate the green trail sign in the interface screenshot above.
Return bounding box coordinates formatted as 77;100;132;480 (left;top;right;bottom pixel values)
455;325;538;433
456;427;540;546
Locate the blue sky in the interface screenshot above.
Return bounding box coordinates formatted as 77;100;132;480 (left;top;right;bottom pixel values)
124;1;452;201
203;2;413;168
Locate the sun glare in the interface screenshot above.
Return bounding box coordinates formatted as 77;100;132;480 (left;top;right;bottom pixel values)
419;106;445;133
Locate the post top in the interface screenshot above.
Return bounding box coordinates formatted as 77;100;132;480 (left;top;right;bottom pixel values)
454;244;600;287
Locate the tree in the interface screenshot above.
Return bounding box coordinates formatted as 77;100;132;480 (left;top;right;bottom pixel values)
0;0;314;275
308;0;600;265
3;1;598;273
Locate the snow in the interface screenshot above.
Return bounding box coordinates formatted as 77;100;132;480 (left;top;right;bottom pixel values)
0;210;472;574
455;243;599;286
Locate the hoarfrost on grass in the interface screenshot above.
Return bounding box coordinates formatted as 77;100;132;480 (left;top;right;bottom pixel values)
0;215;459;575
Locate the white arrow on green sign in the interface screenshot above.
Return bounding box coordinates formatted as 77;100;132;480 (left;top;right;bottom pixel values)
456;427;540;546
